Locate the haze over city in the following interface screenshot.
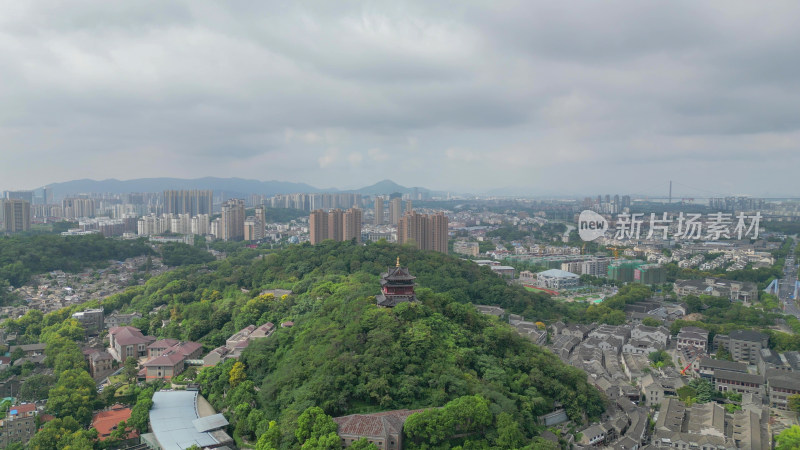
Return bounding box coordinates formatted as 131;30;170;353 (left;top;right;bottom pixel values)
2;1;800;196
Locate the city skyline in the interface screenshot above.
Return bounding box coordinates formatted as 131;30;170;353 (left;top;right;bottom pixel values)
1;2;800;196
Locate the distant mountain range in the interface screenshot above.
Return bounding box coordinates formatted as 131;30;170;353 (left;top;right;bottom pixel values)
42;177;435;199
344;179;432;196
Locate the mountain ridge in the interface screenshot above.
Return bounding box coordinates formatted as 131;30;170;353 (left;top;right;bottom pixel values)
42;177;435;199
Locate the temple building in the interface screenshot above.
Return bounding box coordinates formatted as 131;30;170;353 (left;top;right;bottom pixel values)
376;258;418;307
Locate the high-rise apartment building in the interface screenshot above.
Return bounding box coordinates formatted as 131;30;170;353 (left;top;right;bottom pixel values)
374;197;384;225
220;199;245;241
62;197;96;219
328;209;344;241
405;200;413;214
2;199;31;233
163;190;213;216
309;209;329;245
254;206;266;239
191;214;210;235
344;207;362;242
389;198;403;225
309;208;362;244
398;211;448;254
244;206;266;241
4;191;34;204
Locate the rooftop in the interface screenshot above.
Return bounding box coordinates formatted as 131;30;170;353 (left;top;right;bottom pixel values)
537;269;579;279
149;391;224;450
334;409;423;439
698;357;748;373
729;329;768;342
92;406;137;441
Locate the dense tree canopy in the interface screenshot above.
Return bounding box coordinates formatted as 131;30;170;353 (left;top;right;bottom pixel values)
6;239;608;448
0;233;152;290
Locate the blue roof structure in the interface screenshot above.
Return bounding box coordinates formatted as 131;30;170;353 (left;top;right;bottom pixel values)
150;391;222;449
537;269;579;278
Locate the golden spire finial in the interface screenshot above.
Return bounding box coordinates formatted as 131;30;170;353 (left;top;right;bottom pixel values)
396;256;400;268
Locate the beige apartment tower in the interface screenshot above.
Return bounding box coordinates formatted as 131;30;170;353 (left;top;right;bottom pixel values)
344;207;363;242
389;198;403;225
220;199;245;241
163;190;213;216
310;208;362;244
398;211;448;254
309;209;329;245
2;199;31;233
374;197;384;225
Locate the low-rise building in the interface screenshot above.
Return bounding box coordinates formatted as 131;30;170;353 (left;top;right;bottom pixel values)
535;269;580;290
453;241;479;257
715;330;768;364
0;403;38;447
652;396;768;449
92;405;138;442
108;326;155;362
756;348;796;374
333;409;423;449
9;343;46;357
630;324;669;346
696;357;748;381
71;308;105;334
474;305;505;318
713;370;765;396
673;277;758;302
641;373;685;408
202;322;275;366
622;338;662;356
143;341;203;380
767;369;800;410
676;326;709;353
104;312;142;329
87;350;114;379
144;353;186;380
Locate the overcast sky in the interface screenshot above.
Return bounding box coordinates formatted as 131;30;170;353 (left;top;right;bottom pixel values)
2;1;799;197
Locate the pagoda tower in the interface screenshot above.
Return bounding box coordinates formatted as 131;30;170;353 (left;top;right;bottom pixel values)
376;257;418;307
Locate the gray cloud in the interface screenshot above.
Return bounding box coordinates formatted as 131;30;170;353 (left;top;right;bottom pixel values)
1;0;799;196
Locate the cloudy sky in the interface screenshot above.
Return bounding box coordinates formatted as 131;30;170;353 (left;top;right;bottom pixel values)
2;1;799;196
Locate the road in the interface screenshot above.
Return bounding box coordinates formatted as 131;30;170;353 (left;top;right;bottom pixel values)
779;240;800;318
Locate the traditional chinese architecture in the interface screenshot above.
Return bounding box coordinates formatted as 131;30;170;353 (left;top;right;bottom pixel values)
376;258;418;307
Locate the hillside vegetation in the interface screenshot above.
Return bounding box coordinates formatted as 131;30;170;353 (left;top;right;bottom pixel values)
4;240;605;448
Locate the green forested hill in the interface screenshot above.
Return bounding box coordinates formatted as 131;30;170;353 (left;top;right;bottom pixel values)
4;240;605;449
236;271;605;448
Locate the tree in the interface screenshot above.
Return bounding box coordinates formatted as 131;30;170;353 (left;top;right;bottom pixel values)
295;407;337;445
129;388;156;433
46;368;97;425
301;432;341;449
495;412;524;449
348;438;379;450
676;385;697;403
648;350;672;368
688;378;714;404
685;295;703;314
27;417;97;450
776;426;800;450
255;420;281;450
110;420;132;441
124;356;139;383
716;347;734;361
642;317;661;327
9;346;24;362
18;373;56;402
788;394;800;414
229;361;247;388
